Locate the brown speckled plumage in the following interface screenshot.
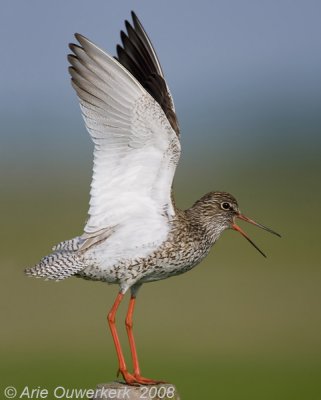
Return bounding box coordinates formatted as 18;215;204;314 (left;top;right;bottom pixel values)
26;191;239;292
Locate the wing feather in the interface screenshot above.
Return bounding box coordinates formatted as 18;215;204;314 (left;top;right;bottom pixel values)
69;33;181;250
116;12;180;136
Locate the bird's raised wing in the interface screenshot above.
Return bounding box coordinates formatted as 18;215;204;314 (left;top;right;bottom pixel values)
116;12;179;136
68;25;181;245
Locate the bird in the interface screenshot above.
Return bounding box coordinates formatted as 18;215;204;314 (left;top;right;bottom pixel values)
25;11;280;385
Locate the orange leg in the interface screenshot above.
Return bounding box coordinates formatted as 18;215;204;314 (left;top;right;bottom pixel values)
125;296;141;376
107;293;126;372
125;295;164;385
107;292;136;384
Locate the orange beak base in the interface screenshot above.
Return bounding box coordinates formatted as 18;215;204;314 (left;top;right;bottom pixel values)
232;214;281;258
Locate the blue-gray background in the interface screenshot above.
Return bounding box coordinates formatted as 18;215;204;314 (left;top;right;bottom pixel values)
1;1;321;399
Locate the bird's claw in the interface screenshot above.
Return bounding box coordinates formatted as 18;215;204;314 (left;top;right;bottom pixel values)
120;370;165;385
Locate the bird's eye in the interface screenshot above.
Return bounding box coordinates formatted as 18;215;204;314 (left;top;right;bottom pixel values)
221;202;231;210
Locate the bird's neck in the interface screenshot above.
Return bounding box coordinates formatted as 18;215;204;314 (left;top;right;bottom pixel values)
184;203;227;245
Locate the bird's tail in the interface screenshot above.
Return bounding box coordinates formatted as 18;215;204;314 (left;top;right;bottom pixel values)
25;237;86;281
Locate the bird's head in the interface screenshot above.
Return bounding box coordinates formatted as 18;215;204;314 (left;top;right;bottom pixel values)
192;191;280;257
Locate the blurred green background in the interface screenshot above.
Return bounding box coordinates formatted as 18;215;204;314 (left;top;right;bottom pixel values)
1;1;321;399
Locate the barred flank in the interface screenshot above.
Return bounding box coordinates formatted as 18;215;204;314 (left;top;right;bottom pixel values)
25;237;86;281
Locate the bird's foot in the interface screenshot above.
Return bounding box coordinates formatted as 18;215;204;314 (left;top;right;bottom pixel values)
133;374;165;385
120;370;165;385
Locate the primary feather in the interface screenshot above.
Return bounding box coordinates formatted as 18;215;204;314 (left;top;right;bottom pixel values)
116;11;179;135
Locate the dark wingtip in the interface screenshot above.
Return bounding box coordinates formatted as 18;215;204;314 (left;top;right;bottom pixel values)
116;44;123;58
116;10;180;137
125;19;131;32
69;42;82;52
67;54;76;64
120;30;127;45
131;11;141;29
74;33;90;47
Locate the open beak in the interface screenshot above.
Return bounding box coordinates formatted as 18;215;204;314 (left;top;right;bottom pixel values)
232;214;281;258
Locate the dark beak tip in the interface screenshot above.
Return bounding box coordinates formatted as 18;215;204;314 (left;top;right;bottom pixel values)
237;213;281;238
232;223;268;258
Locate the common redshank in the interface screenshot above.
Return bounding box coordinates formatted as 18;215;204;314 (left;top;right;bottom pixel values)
25;12;280;385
